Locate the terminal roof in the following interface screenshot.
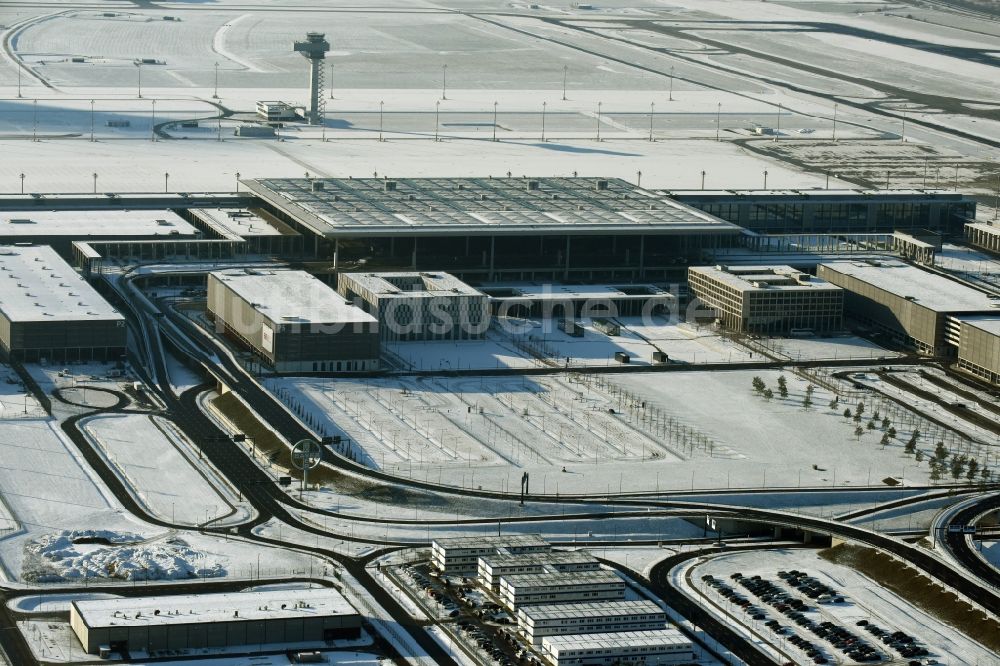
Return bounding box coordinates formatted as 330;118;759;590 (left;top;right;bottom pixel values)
242;177;739;238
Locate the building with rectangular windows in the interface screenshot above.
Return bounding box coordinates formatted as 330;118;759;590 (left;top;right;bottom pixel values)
539;629;694;666
431;535;551;574
478;551;600;590
687;264;844;335
817;260;1000;355
70;588;360;656
517;600;666;644
241;177;742;282
0;245;126;362
498;571;625;610
662;189;975;236
207;269;379;373
480;282;674;319
338;271;489;341
956;317;1000;385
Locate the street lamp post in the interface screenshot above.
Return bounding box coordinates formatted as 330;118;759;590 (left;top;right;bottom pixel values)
715;102;721;141
136;60;142;98
649;101;654;142
832;103;838;141
92;172;98;194
435;100;440;141
541;101;546;142
763;170;768;190
379;100;384;141
901;107;906;142
90;100;95;142
596;101;602;142
441;64;447;100
774;103;781;142
668;65;674;101
562;64;567;101
701;170;706;190
493;101;498;142
164;172;169;193
19;174;25;194
150;99;156;142
213;61;219;99
235;171;240;192
32;99;37;142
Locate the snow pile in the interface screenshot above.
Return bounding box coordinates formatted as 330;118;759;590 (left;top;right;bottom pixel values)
22;531;225;583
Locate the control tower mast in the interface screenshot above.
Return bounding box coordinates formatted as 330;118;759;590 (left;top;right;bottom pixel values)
293;32;330;125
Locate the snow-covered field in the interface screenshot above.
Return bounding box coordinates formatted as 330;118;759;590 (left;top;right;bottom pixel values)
82;413;246;526
687;548;999;666
269;367;942;495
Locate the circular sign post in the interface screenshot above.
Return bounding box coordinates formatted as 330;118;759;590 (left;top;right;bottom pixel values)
291;439;322;498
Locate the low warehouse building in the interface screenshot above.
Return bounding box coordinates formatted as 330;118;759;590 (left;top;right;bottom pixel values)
688;264;843;335
498;571;625;609
338;271;489;341
817;260;999;355
481;282;674;319
431;535;551;574
70;588;361;656
207;268;379;373
517;599;666;644
956;317;1000;385
540;629;694;666
0;245;125;361
478;551;600;590
965;221;1000;254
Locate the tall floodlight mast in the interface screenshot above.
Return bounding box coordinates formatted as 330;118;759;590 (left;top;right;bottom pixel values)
293;32;330;125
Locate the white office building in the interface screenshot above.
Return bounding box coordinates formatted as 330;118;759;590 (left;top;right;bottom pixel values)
517;600;666;644
498;571;625;610
540;630;694;666
478;551;600;590
431;535;551;574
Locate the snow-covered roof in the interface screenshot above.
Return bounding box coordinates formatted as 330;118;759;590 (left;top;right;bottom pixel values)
690;264;841;292
966;222;1000;237
542;629;690;653
0;209;198;237
433;534;549;551
341;271;483;298
189;208;284;237
211;269;376;325
242;177;740;238
0;245;123;323
500;570;621;589
960;316;1000;337
71;587;356;629
662;188;967;200
519;599;663;621
480;550;598;569
479;282;673;301
819;260;999;313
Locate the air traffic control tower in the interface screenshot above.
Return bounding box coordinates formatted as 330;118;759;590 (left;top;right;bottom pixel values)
293;32;329;125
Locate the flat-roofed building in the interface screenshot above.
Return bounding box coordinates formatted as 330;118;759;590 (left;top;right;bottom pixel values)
540;629;694;666
956;317;1000;385
517;600;666;644
480;282;674;319
255;101;297;122
207;269;379;373
663;188;975;236
431;535;551;574
242;177;742;281
0;209;199;258
338;271;489;341
817;260;1000;355
688;264;843;335
0;245;125;361
70;587;360;656
966;221;1000;254
498;571;625;610
478;551;600;590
